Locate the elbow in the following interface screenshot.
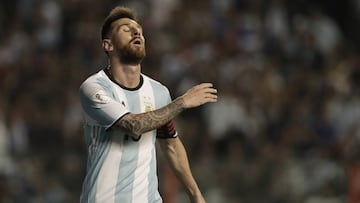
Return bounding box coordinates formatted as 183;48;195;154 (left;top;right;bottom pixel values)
116;115;143;137
160;138;178;154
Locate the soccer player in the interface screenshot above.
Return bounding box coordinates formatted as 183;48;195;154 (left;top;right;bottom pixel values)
79;6;217;203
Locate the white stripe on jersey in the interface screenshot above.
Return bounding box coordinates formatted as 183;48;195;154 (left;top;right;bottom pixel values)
132;78;156;202
96;132;124;203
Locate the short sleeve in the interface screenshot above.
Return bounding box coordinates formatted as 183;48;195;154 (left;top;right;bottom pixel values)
79;79;129;129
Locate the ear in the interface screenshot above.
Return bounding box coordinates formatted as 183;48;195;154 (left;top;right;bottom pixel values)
102;39;113;52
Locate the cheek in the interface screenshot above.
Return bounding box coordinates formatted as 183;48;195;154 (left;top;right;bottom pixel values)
113;33;131;46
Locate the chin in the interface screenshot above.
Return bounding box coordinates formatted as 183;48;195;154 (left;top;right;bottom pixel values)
118;45;146;64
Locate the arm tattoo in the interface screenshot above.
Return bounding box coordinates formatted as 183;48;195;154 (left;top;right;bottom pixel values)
118;97;185;136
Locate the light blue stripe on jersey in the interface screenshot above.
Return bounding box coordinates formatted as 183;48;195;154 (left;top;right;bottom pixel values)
150;80;171;110
115;90;141;203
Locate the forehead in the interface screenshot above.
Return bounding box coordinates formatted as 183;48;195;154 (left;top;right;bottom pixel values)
111;18;141;28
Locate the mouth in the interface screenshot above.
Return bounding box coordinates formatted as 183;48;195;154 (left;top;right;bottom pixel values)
131;38;142;45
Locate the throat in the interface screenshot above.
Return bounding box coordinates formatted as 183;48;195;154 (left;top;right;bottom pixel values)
105;67;143;90
121;75;141;88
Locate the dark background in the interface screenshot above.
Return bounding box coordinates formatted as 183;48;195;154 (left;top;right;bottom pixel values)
1;0;360;202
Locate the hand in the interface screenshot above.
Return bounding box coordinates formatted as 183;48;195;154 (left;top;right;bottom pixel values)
180;83;217;108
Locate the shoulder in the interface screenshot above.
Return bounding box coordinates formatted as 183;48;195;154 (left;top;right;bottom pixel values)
142;74;173;105
79;70;111;96
142;74;169;93
142;74;172;99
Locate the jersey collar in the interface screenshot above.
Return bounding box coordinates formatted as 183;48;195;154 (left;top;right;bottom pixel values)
104;67;144;91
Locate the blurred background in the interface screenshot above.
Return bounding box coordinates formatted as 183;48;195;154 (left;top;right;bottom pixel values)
1;0;360;202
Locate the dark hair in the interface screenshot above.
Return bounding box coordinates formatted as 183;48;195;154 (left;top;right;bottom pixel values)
101;6;137;40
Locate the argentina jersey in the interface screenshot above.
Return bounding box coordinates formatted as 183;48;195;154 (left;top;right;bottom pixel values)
79;69;173;203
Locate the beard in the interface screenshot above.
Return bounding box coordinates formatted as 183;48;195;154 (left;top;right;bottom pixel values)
118;43;146;65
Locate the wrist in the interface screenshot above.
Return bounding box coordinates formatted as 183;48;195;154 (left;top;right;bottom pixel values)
189;192;206;203
174;97;186;109
186;187;202;198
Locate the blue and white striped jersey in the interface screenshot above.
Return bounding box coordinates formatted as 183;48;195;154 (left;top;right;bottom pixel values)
79;69;175;203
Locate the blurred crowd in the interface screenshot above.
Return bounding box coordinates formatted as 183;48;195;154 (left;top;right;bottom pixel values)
1;0;360;202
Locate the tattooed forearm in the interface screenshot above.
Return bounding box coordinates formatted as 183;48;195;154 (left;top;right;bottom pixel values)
117;97;185;137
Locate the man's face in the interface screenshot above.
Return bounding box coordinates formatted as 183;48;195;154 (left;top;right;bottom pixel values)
107;18;146;64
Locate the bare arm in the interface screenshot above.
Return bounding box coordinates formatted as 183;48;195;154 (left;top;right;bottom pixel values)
159;137;206;203
113;83;217;138
117;97;185;138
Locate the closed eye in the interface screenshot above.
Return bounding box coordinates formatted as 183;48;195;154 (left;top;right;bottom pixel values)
116;23;143;35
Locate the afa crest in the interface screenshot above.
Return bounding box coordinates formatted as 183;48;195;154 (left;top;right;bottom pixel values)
143;96;153;112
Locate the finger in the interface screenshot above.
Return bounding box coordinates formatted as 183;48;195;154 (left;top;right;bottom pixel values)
205;97;217;103
197;83;213;89
205;94;218;100
209;88;217;94
202;88;217;95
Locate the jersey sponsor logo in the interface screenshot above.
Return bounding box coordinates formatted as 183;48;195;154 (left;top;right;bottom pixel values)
92;90;111;104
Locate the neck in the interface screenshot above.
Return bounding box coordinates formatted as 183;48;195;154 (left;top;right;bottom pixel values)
108;60;141;89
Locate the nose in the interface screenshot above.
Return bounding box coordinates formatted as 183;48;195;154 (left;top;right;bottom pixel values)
132;28;140;36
